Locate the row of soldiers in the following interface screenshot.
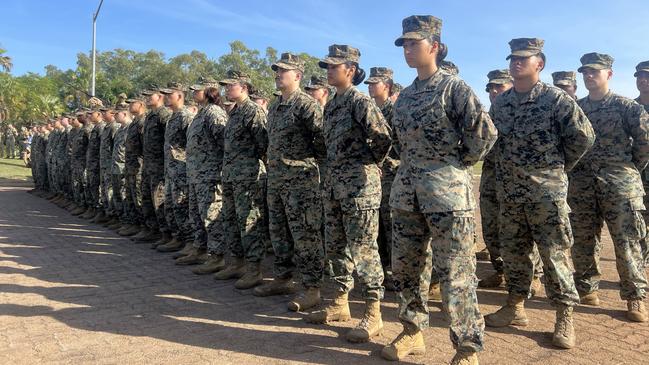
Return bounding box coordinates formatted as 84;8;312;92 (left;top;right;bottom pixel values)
26;14;649;365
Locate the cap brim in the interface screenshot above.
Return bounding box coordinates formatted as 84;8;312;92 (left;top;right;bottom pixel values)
271;62;301;72
141;90;156;96
219;79;239;85
394;32;428;47
189;85;205;91
318;57;346;69
304;85;324;90
634;70;649;77
553;80;575;86
126;98;143;103
364;77;387;84
577;64;609;73
505;50;540;60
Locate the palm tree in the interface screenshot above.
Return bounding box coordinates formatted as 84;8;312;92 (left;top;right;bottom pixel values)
0;48;13;73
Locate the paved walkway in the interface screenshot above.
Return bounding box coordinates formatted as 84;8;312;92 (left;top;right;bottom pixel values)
1;182;648;364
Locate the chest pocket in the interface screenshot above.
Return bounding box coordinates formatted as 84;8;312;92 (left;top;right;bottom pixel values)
512;113;561;167
591;108;624;145
411;101;459;149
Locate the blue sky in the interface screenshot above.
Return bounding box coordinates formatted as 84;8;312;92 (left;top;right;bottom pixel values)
2;0;647;102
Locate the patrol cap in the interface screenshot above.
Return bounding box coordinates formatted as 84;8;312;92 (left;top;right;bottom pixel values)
304;75;328;90
126;95;146;103
552;71;577;86
250;90;270;101
486;69;513;92
578;52;614;73
141;83;161;96
506;38;544;60
189;76;219;91
160;82;187;94
364;67;394;84
271;52;305;72
634;60;649;77
115;102;129;111
219;70;252;85
87;96;104;110
440;60;459;75
395;15;442;47
318;44;361;68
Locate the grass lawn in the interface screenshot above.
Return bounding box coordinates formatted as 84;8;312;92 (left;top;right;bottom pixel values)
0;158;32;181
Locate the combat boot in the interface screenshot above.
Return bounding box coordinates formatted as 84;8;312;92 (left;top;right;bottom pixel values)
450;350;479;365
172;242;195;259
380;324;426;361
552;304;575;349
627;299;648;322
156;237;184;252
192;254;226;275
175;247;207;266
478;272;505;288
475;247;491;261
530;276;543;297
485;293;528;327
428;282;441;301
118;225;139;236
234;262;263;289
579;291;600;306
253;277;297;297
148;231;171;245
346;300;383;343
134;229;162;244
103;217;119;227
81;207;96;219
305;292;351;324
91;210;107;223
214;257;246;280
71;206;86;216
288;287;321;312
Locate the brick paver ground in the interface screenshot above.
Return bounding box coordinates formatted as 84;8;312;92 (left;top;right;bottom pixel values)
1;180;648;364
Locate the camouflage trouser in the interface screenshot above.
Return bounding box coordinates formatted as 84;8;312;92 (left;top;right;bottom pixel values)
641;192;649;267
101;169;114;215
569;193;647;300
268;179;324;288
72;165;86;206
499;200;579;306
222;179;268;263
6;140;15;158
62;163;73;199
189;179;225;255
124;169;143;225
392;208;484;353
164;172;191;241
324;193;384;301
141;167;167;232
85;168;101;208
378;171;395;270
37;162;48;190
111;174;127;222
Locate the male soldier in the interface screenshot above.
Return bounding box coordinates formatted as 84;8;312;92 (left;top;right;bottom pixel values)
636;61;649;267
304;75;330;109
155;82;193;253
364;67;399;291
180;77;229;271
552;71;578;99
214;70;269;290
54;116;73;208
250;90;270;114
135;85;172;244
479;70;544;295
186;99;199;116
4;124;16;158
252;53;326;312
82;99;105;220
97;104;119;224
568;53;649;321
44;118;59;200
118;96;147;236
64;114;81;211
71;110;92;216
486;38;595;350
110;103;132;230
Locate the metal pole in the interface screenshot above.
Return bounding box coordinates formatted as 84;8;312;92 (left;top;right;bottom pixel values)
90;0;104;97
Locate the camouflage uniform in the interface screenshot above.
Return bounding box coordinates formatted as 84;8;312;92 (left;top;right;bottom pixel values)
111;112;130;223
635;61;649;266
123;102;146;227
72;118;91;207
45;128;58;194
85;120;105;209
100;118;119;215
186;81;228;255
266;54;326;288
36;131;49;191
141;99;172;233
63;123;76;201
552;71;578;99
220;73;269;264
568;53;649;300
491;44;595;305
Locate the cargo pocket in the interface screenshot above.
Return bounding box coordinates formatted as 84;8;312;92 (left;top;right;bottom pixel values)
628;197;647;241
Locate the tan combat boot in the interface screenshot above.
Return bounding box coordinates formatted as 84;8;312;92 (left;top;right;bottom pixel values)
92;211;107;223
485;294;528;327
81;207;96;219
579;291;600;306
175;247;207;265
71;206;86;216
234;262;263;289
253;277;297;297
380;325;426;361
428;282;442;301
192;254;226;275
288;287;321;312
305;292;351;324
450;350;479;365
146;231;170;246
213;257;246;280
173;242;195;259
530;276;543;297
627;299;648;322
478;272;505;288
346;300;383;343
552;304;575;349
156;237;184;252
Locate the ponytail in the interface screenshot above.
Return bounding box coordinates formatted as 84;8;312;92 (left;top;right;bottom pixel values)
345;61;366;86
436;42;448;64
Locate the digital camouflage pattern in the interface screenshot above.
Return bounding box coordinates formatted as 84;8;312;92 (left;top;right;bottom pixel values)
377;97;398;270
100;120;119;215
85;121;105;209
111;120;130;223
124;113;145;226
71;122;91;207
142;105;172;232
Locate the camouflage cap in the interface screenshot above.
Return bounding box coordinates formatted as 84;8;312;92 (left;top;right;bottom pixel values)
126;95;146;103
87;96;104;110
364;67;394;84
160;81;187;94
271;52;305;72
141;83;161;96
486;69;513;92
634;61;649;77
74;108;87;116
250;90;270;101
578;52;614;73
633;61;649;77
189;76;219;91
506;38;544;60
304;75;328;90
552;71;577;86
318;44;361;69
99;105;115;112
115;102;129;111
219;70;252;85
395;15;442;47
440;60;459;75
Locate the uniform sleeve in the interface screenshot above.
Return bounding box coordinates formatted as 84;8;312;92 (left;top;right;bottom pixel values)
625;102;649;171
300;97;326;160
353;97;392;164
557;94;595;171
451;81;498;166
207;107;227;141
250;107;268;161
